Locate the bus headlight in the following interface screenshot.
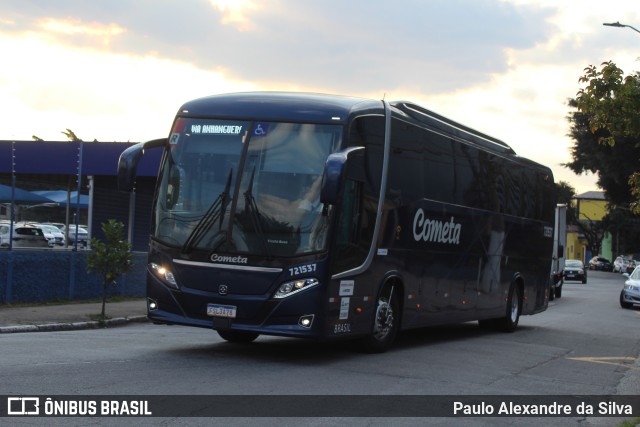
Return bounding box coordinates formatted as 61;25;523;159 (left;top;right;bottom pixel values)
149;262;178;289
274;278;319;299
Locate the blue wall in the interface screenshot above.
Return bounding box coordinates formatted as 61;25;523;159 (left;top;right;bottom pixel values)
0;250;147;304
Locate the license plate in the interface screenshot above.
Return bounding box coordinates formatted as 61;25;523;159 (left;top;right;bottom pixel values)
207;304;237;318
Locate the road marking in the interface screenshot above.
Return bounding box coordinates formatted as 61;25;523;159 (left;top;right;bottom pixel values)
567;357;640;371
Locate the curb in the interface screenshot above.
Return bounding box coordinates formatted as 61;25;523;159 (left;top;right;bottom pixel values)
0;315;149;334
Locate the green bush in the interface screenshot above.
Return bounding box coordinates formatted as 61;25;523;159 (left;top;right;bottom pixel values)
86;219;133;319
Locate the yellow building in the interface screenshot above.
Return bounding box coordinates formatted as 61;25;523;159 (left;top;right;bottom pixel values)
566;225;585;262
569;191;612;263
575;191;608;222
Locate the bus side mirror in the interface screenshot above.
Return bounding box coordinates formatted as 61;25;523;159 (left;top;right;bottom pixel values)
118;138;167;192
320;146;365;205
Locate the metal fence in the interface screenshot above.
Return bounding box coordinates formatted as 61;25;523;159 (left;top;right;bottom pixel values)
0;250;147;304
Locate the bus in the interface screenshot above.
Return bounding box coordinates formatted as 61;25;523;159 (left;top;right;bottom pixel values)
118;92;556;352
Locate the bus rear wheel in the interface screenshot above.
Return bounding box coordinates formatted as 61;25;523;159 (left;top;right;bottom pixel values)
479;283;521;332
217;330;260;343
359;284;399;353
497;283;521;332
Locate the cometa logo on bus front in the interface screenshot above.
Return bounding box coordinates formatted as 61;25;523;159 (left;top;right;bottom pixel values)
210;254;248;264
413;208;462;245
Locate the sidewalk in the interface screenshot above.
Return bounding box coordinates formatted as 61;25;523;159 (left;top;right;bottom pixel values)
0;299;148;333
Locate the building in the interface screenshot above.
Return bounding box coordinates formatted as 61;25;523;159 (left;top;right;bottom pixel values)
567;191;612;263
0;140;161;251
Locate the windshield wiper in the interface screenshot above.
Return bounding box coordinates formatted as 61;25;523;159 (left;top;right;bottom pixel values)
243;167;271;259
181;169;233;254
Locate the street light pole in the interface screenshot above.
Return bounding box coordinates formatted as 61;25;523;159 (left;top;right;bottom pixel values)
603;21;640;35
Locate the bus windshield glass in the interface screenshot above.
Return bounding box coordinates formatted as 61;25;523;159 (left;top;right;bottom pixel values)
154;118;342;257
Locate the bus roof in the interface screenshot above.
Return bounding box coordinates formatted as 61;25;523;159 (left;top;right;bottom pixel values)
176;92;550;172
391;101;516;155
177;92;383;124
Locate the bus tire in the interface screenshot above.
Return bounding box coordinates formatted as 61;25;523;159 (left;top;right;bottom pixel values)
358;284;399;353
496;282;521;332
554;284;562;298
217;330;260;343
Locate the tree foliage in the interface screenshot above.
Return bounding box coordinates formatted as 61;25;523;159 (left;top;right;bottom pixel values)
565;98;640;206
86;219;133;319
573;61;640;213
555;180;575;205
566;80;640;255
576;61;640;146
62;128;83;142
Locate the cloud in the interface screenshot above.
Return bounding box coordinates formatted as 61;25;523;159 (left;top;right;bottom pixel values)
2;0;636;194
0;0;556;94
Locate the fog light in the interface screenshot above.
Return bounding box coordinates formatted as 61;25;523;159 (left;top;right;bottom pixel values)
298;314;314;328
148;299;158;311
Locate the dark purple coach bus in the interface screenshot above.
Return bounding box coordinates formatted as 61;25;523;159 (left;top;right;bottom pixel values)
118;92;556;352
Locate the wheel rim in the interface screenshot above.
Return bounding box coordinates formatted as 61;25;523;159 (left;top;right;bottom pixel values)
372;298;394;341
509;290;519;323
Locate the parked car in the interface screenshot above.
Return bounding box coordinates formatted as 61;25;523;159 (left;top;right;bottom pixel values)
613;256;630;273
564;259;587;284
0;224;50;248
62;225;89;247
589;256;613;271
36;224;66;247
620;266;640;309
40;222;65;232
626;259;637;274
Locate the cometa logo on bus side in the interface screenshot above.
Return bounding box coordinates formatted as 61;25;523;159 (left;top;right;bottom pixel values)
413;208;462;245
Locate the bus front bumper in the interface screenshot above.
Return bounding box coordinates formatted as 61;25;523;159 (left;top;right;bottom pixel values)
146;274;326;338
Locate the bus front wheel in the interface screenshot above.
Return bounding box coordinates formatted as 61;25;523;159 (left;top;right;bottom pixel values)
359;284;399;353
217;330;260;343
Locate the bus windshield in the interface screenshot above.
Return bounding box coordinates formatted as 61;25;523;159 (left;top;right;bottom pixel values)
154;118;342;257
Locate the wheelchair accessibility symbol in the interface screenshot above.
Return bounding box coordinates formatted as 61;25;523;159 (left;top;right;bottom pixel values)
253;123;268;136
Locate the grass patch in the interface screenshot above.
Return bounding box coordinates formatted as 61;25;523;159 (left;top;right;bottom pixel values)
616;418;640;427
1;296;143;309
88;314;112;322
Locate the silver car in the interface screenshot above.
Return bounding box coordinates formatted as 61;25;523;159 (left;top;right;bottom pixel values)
0;224;50;248
37;224;66;246
621;266;640;309
63;225;89;247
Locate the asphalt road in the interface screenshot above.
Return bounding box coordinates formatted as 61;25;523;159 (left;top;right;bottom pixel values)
1;270;638;426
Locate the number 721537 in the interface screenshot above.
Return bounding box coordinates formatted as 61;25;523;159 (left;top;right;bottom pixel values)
288;263;317;276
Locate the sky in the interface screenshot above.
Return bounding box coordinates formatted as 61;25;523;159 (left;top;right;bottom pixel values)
0;0;639;194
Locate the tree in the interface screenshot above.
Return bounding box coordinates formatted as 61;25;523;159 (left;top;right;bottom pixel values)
555;180;576;205
86;219;133;319
62;128;83;142
575;210;607;258
576;61;640;146
555;180;579;224
574;61;640;211
565;98;640;206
